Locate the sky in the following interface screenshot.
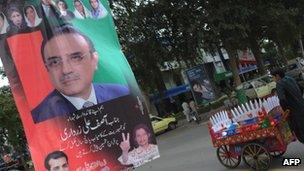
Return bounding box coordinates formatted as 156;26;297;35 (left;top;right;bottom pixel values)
0;61;9;87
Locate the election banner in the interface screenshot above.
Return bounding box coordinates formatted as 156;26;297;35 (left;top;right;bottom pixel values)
185;65;215;105
0;0;159;170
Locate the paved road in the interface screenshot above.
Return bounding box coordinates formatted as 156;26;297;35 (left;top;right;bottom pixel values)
136;121;304;171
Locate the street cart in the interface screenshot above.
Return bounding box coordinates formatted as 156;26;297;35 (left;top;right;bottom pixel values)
208;99;296;170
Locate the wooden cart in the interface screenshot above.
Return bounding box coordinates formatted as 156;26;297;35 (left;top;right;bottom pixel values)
208;109;295;170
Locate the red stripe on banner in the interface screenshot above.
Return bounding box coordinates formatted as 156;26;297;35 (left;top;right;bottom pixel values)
7;31;54;110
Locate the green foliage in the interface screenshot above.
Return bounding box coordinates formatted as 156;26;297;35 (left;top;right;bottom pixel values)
196;95;227;114
0;67;5;78
168;112;185;121
111;0;206;93
0;86;27;155
261;41;278;59
111;0;304;90
197;104;211;114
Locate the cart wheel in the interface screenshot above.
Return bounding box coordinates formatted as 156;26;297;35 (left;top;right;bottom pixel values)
242;143;271;170
216;145;241;168
270;150;286;158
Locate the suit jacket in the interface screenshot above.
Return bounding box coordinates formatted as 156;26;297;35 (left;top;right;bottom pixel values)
40;3;59;18
31;83;129;123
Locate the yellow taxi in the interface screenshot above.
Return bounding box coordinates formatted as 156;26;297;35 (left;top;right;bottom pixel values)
150;115;177;134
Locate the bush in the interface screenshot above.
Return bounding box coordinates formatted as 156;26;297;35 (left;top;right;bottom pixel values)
168;111;185;120
209;95;228;109
197;104;211;114
210;101;221;109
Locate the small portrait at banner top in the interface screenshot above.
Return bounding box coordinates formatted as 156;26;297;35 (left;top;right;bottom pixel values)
24;5;42;28
89;0;108;19
31;25;130;123
44;151;69;171
73;0;92;19
6;6;29;33
0;13;9;34
40;0;58;18
118;124;159;167
56;0;75;20
191;79;214;100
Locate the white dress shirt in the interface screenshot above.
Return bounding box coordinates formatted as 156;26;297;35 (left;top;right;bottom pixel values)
61;84;97;110
42;4;50;17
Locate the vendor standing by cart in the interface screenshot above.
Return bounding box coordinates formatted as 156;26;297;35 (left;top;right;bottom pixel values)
271;68;304;143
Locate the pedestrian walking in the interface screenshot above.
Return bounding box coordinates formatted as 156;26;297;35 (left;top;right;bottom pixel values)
189;100;197;114
271;68;304;143
182;102;190;122
189;100;200;124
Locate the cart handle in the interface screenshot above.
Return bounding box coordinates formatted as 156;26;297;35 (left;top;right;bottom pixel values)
282;109;290;120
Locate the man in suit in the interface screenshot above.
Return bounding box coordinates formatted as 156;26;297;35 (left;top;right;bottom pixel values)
31;25;129;123
41;0;56;17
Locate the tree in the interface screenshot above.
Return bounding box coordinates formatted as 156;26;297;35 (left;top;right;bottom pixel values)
111;0;207;92
262;1;301;64
202;0;250;86
0;67;4;77
0;85;28;168
112;1;168;94
111;0;210;115
111;0;304;91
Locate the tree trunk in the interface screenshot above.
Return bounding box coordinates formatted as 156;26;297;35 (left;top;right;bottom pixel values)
20;155;28;170
298;34;304;58
226;48;242;86
216;45;229;70
276;41;288;64
172;71;183;86
249;37;266;75
151;66;167;94
141;89;158;115
150;64;167;116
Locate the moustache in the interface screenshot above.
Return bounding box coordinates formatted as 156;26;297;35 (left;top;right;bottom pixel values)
60;73;80;83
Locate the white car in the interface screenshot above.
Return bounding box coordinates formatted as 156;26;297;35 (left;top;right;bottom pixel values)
238;75;276;99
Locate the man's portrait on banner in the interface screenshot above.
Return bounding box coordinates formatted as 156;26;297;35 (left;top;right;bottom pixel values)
44;151;69;171
56;0;75;20
31;25;129;123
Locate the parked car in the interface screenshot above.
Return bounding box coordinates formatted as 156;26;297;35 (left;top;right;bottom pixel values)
285;58;304;81
150;115;177;134
259;75;276;90
238;75;276;99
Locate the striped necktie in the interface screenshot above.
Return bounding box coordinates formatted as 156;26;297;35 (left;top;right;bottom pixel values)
82;101;94;109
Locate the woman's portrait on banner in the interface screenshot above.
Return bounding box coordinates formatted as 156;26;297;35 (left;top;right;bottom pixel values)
73;0;92;19
24;5;42;28
6;6;29;33
118;123;159;167
0;12;9;34
89;0;108;19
